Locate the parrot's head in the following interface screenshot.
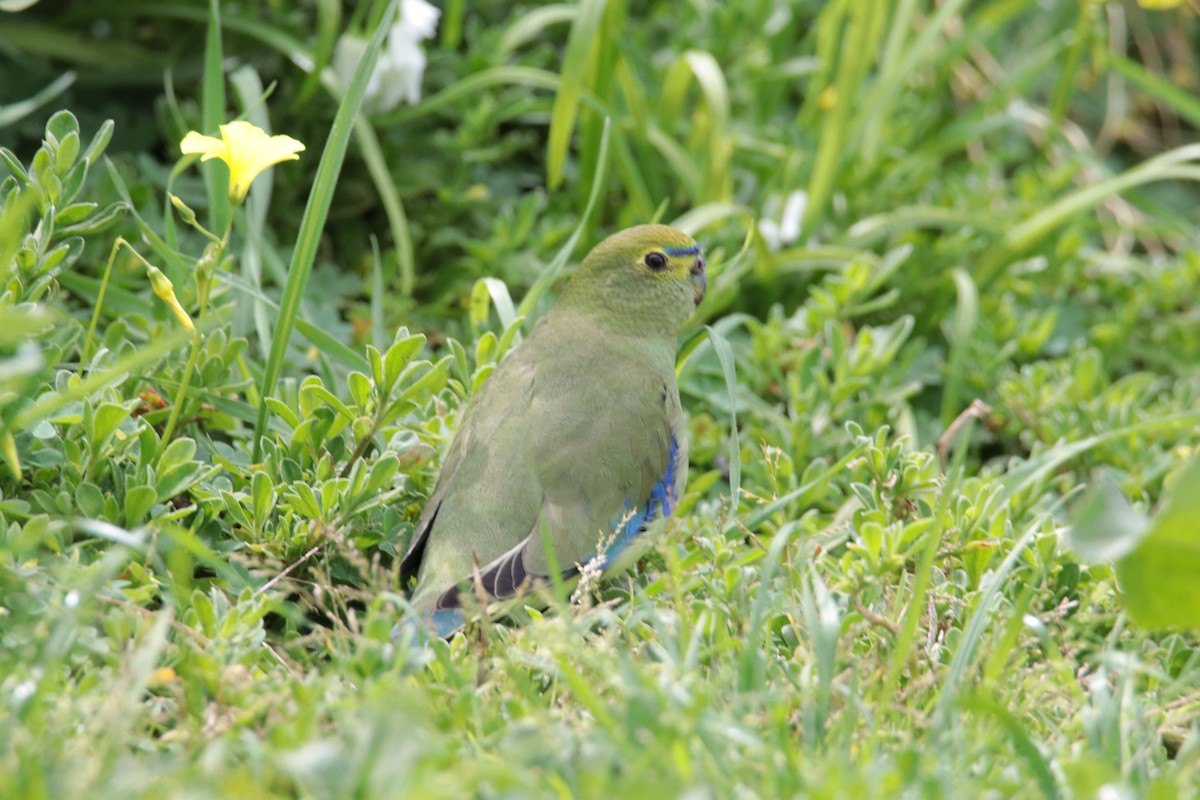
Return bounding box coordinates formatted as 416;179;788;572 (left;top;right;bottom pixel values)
561;224;706;336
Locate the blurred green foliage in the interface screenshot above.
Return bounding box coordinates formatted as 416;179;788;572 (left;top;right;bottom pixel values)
2;0;1200;797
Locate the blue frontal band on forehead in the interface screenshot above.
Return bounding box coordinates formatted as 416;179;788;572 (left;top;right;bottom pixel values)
663;245;701;256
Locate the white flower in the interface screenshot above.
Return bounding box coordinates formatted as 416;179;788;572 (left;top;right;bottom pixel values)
758;190;808;251
397;0;440;40
333;0;441;112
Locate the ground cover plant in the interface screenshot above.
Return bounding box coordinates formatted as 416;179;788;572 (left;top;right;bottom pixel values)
2;0;1200;796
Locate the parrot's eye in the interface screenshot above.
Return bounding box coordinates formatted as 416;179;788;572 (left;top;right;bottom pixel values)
645;251;669;271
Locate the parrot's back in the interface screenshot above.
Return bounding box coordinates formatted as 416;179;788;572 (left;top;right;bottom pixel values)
399;307;687;631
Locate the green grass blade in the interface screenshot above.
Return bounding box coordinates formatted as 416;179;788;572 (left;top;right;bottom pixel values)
200;0;230;233
295;318;371;373
497;4;575;60
941;268;978;428
1108;51;1200;130
707;325;741;510
804;0;887;229
0;71;76;128
997;410;1200;505
354;120;415;297
516;117;611;321
370;235;385;349
959;695;1059;800
935;517;1044;723
379;67;560;124
545;0;607;189
683;51;732;201
977;145;1200;287
251;0;400;460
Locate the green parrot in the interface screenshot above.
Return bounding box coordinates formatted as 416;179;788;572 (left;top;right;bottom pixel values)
399;224;706;636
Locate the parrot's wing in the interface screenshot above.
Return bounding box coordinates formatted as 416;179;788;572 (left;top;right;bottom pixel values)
397;345;541;591
425;367;688;613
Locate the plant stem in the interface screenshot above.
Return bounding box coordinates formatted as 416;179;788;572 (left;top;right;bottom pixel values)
157;332;203;455
78;237;125;373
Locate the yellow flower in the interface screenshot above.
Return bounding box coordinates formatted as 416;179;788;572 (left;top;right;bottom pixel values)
180;121;305;204
150;667;177;686
1139;0;1183;7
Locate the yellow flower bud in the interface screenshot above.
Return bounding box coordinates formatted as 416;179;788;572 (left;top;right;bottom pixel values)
194;240;223;311
0;431;21;481
168;193;198;226
146;265;196;333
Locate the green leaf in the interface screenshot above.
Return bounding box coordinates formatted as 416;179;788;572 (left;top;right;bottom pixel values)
45;109;80;145
158;437;197;473
12;324;190;434
75;482;105;518
40;237;81;272
469;279;491;329
365;453;400;495
60;158;90;206
0;147;29;181
1066;476;1149;563
56;200;127;236
91;402;131;445
998;411;1200;504
380;66;559;127
1108;52;1200;131
251;470;276;526
287;482;323;521
348;371;372;410
265;397;300;429
1116;458;1200;630
388;356;452;416
367;345;385;393
383;333;426;395
221;490;252;529
55;131;80;175
124;485;158;526
55;201;98;226
474;332;497;368
80;118;115;165
156;463;204;504
662;51;731;202
354;119;415;297
301;383;356;425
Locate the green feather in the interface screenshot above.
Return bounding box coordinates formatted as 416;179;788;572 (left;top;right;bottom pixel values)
399;225;705;631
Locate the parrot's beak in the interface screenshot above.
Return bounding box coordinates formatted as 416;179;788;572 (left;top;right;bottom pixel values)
690;257;707;306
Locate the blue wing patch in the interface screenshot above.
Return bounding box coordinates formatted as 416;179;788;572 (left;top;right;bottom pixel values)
429;608;465;637
392;607;466;641
596;435;681;567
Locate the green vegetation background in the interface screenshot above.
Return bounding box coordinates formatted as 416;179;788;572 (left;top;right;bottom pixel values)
2;0;1200;797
